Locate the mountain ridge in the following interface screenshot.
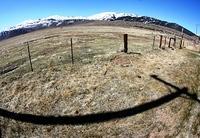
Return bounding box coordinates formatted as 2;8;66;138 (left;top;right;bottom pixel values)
0;12;197;41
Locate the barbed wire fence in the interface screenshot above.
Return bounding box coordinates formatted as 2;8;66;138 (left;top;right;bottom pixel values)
0;31;197;76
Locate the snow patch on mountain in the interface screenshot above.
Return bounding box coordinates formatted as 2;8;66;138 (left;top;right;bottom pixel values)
8;19;55;31
5;15;87;31
88;12;136;20
44;15;86;20
8;19;38;30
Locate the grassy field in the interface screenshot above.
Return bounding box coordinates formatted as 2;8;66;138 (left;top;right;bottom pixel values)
0;26;200;137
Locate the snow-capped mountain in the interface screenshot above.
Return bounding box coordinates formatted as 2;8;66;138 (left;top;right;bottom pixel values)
0;12;197;41
8;15;87;31
87;12;136;20
2;12;135;32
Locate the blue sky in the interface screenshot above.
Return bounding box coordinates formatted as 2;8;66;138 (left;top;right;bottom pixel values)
0;0;200;34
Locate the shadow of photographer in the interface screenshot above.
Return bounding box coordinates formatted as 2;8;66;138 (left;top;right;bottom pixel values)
0;75;199;125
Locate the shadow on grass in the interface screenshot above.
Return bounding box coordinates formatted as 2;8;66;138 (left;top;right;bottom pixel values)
0;58;27;76
0;75;199;125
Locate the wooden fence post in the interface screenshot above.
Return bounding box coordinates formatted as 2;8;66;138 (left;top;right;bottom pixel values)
26;42;33;72
163;36;166;49
180;28;184;49
168;38;171;48
180;35;183;49
159;35;163;48
70;38;74;64
124;34;128;53
173;36;176;48
152;35;156;49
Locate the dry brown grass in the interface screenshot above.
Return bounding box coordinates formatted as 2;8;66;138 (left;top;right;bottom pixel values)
0;26;199;137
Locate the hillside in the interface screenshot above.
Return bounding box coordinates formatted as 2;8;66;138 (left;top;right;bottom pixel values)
0;26;200;137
